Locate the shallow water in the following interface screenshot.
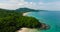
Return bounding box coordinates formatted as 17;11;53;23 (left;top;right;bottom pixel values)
27;11;60;32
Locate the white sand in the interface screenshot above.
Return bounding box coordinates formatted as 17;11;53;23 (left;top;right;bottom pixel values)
17;28;40;32
23;12;31;16
20;12;40;32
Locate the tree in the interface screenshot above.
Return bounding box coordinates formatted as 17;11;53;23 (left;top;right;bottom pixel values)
0;8;42;32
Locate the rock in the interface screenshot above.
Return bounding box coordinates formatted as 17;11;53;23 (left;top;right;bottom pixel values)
40;23;50;30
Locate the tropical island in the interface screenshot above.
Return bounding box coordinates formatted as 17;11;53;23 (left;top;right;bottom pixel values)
0;8;49;32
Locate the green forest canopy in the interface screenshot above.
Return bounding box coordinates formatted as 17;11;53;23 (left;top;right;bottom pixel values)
0;8;42;32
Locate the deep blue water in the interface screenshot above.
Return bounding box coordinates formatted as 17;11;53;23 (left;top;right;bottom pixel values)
27;11;60;32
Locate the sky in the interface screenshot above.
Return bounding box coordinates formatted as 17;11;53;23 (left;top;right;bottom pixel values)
0;0;60;10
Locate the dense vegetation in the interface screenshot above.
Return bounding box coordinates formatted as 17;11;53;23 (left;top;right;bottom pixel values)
16;8;40;12
0;8;42;32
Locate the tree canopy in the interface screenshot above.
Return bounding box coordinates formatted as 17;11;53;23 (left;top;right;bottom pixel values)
0;8;42;32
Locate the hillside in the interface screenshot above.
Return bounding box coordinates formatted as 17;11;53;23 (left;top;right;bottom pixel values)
16;8;40;12
0;8;43;32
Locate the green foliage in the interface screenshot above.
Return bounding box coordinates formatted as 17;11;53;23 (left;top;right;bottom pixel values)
16;8;40;12
0;9;41;32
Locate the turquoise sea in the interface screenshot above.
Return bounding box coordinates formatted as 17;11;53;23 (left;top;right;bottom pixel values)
27;11;60;32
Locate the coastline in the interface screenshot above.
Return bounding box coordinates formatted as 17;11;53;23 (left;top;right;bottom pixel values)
16;28;40;32
23;12;31;16
18;12;40;32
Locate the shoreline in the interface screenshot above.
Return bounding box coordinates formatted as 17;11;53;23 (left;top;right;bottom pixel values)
23;12;31;16
16;28;40;32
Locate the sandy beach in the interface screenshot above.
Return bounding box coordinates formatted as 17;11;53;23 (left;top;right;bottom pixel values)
23;12;31;16
16;28;40;32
